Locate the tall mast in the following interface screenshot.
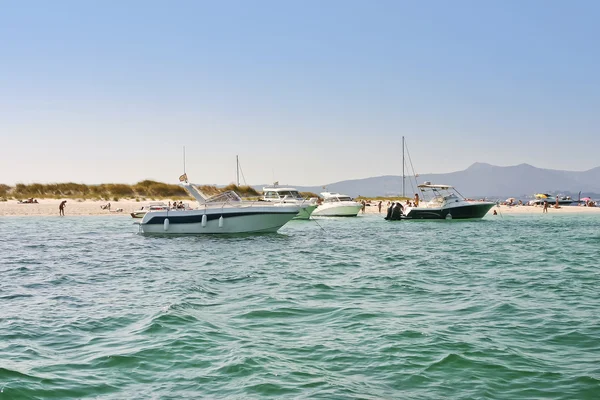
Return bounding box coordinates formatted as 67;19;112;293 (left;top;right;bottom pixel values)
402;136;405;198
236;155;240;186
183;146;186;174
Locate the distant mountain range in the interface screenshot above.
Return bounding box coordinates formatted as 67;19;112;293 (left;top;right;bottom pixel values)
256;163;600;199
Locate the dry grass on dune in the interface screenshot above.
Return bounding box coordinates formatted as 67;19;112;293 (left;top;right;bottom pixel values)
0;181;280;202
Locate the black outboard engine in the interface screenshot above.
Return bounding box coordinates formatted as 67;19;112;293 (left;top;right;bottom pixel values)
391;203;403;220
384;203;394;220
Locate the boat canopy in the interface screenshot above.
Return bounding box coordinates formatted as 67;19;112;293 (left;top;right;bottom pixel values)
262;186;298;192
206;191;242;203
417;184;453;190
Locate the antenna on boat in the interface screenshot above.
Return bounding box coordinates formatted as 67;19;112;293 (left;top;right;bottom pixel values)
236;155;240;186
402;136;405;198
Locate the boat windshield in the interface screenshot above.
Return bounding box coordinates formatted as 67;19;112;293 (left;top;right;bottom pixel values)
206;191;242;203
264;190;302;200
264;191;280;199
280;191;301;199
418;186;466;205
325;195;352;202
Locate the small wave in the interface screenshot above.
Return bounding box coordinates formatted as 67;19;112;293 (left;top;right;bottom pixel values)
214;356;264;376
309;283;333;290
208;275;255;284
244;382;300;396
0;367;39;381
0;293;33;300
424;353;472;372
237;306;340;320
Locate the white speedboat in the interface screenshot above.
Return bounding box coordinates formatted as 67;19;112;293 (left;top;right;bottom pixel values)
401;183;494;220
138;183;300;234
262;186;318;220
531;193;573;206
311;192;362;217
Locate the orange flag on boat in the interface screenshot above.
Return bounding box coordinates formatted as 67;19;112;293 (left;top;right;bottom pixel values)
179;173;188;182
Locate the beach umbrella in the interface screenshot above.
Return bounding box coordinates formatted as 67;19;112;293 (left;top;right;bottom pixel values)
506;197;515;202
580;197;592;202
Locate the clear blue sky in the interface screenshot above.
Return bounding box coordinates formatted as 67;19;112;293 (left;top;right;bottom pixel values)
1;1;599;186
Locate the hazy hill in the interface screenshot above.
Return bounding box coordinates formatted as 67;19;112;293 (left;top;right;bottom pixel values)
265;163;600;198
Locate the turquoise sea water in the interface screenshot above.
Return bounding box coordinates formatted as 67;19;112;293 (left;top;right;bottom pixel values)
1;213;600;399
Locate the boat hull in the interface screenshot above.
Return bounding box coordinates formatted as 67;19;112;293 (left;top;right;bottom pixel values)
404;203;495;220
312;203;362;217
533;199;573;206
138;207;299;234
294;204;318;220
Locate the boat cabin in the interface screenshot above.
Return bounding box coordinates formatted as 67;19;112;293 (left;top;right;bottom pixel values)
416;184;467;208
262;187;303;201
320;192;354;202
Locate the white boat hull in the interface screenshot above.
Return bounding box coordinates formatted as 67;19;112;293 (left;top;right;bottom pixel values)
294;204;318;220
138;206;299;234
312;203;362;217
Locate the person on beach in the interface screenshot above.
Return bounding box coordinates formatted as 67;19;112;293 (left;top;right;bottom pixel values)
361;200;366;214
543;200;548;213
59;200;67;216
378;201;382;213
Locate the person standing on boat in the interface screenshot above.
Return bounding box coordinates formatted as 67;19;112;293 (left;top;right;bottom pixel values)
59;200;67;216
414;193;419;207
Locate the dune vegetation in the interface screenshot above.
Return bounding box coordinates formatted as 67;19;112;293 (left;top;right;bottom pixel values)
0;181;266;202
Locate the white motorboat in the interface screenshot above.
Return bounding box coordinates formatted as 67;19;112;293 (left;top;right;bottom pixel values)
401;183;495;220
311;192;362;217
138;183;300;234
262;186;318;220
531;193;573;206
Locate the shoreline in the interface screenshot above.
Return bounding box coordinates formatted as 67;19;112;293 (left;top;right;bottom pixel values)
2;199;600;217
0;199;174;217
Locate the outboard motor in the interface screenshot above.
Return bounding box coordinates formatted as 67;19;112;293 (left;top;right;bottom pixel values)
391;203;403;221
385;203;394;220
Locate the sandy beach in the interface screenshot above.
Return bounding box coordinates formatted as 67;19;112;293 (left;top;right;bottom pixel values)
0;199;174;217
2;198;599;217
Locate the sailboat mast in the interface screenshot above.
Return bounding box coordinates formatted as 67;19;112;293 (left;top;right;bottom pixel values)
236;155;240;186
183;146;186;174
402;136;405;198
